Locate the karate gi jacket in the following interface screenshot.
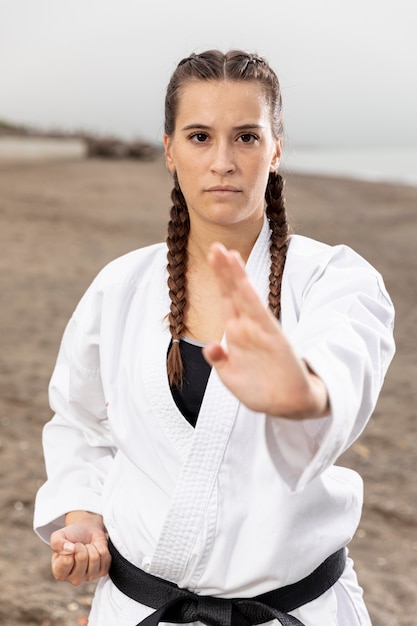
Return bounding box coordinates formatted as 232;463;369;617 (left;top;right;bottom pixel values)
34;216;395;625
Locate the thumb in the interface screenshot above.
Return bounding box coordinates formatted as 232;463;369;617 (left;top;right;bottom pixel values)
60;541;76;555
50;529;76;555
203;343;228;366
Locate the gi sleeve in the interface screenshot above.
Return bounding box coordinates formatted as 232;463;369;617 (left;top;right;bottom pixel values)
267;243;395;493
33;284;117;543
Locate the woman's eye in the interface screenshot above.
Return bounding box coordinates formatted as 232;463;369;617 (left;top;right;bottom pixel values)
238;133;258;144
190;133;209;143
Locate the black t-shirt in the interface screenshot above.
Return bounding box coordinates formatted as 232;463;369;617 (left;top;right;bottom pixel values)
170;338;212;427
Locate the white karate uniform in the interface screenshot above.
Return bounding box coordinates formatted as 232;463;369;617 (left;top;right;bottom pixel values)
34;216;395;626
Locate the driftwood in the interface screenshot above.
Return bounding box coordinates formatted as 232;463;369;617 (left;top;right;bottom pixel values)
84;136;157;160
0;121;158;161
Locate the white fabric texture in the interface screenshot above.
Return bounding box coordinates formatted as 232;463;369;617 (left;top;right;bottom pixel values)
34;216;395;625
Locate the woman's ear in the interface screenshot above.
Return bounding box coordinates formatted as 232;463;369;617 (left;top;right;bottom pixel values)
269;138;282;172
163;134;175;173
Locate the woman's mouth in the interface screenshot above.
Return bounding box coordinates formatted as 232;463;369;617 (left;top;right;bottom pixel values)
205;185;242;197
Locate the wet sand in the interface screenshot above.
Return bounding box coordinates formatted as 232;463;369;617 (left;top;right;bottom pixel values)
0;156;416;625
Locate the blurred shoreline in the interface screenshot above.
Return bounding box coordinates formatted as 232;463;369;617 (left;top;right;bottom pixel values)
0;122;159;162
0;133;415;188
281;146;417;187
0;136;87;160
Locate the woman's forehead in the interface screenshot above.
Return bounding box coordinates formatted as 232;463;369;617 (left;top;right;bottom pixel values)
175;80;271;127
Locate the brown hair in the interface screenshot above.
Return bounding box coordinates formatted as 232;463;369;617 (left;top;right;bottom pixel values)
165;50;289;387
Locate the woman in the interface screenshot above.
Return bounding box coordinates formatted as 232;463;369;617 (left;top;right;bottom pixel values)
34;50;395;625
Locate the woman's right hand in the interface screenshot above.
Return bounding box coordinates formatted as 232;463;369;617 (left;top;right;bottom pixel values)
50;511;111;586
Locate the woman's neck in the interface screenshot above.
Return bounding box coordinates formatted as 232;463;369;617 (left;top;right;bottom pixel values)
187;216;263;266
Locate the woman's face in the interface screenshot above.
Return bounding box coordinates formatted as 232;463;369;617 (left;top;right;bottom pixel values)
164;80;281;231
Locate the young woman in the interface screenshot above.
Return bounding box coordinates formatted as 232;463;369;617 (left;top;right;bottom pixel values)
34;50;395;625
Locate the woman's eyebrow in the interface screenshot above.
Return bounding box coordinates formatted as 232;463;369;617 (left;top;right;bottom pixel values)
180;123;265;131
181;124;211;131
233;124;265;131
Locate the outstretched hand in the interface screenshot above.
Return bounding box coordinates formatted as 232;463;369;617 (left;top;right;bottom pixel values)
50;511;111;586
202;243;329;420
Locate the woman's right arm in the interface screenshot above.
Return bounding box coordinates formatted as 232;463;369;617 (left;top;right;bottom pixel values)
34;282;117;545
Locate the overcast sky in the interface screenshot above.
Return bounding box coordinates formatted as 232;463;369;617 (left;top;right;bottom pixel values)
1;0;416;148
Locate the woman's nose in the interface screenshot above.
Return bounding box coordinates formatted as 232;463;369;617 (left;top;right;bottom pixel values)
210;142;236;176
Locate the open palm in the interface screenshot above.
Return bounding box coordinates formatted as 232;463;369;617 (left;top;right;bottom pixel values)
203;243;328;420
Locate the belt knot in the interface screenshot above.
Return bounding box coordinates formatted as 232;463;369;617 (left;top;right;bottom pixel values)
141;593;303;626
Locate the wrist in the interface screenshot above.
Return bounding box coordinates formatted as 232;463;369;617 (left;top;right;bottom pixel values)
307;371;330;419
268;363;330;420
64;510;105;530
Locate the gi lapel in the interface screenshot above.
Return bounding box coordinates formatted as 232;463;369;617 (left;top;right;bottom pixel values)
147;218;271;584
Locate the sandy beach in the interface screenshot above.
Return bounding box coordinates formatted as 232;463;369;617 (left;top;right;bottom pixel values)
0;154;416;625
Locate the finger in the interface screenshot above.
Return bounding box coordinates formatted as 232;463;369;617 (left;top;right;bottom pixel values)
208;244;261;309
81;542;111;581
84;543;102;581
52;551;77;581
208;244;259;324
208;243;246;299
211;245;278;331
93;539;112;575
69;543;92;586
203;343;228;366
207;244;242;321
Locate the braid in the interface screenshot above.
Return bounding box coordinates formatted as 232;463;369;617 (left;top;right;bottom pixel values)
265;172;290;320
166;174;190;387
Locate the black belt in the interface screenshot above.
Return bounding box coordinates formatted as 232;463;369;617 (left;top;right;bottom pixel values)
108;539;346;626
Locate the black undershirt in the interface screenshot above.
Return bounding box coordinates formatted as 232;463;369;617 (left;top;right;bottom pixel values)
169;338;212;428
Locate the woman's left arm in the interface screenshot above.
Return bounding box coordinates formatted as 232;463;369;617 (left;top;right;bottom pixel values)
203;241;395;490
203;243;331;419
